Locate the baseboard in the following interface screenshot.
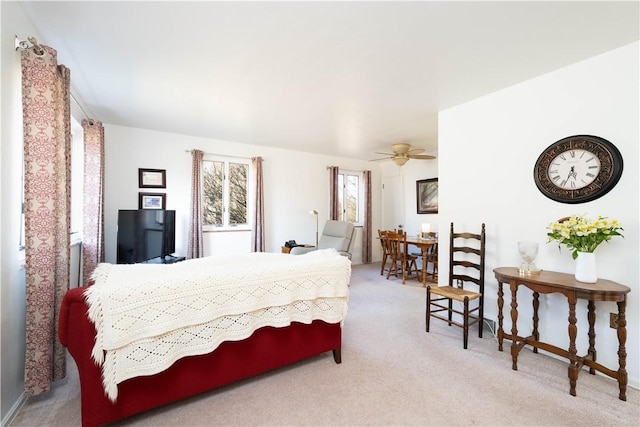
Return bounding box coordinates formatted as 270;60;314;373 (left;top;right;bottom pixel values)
1;392;26;427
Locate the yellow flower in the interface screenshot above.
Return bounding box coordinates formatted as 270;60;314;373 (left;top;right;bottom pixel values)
546;214;624;259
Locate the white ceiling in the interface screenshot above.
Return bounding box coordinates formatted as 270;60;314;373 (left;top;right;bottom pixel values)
18;1;639;161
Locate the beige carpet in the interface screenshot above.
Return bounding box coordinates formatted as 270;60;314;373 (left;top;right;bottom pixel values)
10;262;639;426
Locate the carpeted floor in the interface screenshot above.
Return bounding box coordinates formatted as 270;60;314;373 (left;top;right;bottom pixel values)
10;262;639;426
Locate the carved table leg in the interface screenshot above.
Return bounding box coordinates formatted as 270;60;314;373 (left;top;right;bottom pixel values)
587;300;596;375
497;281;504;351
617;299;628;401
567;293;578;396
510;281;519;371
532;291;540;354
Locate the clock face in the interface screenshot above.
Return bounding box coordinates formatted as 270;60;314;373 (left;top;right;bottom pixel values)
547;149;601;190
534;135;623;204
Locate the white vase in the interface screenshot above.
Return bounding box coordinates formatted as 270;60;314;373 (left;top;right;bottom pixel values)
575;252;597;283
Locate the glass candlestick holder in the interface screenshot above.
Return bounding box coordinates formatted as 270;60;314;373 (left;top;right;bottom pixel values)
518;241;541;275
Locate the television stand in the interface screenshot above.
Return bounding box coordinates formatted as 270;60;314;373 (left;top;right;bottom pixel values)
143;255;186;264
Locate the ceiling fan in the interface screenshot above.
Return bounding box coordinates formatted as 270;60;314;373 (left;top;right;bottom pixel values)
370;143;436;166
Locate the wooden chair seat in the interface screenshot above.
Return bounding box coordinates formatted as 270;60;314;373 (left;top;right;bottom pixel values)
429;285;481;302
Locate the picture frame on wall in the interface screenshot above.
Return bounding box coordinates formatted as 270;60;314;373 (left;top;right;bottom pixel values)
139;192;166;210
139;168;166;188
416;178;438;214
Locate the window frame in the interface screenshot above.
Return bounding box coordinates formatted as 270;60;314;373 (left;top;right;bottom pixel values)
70;118;84;243
202;154;253;232
337;169;364;227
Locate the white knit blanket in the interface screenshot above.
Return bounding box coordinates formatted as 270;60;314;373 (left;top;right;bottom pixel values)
84;249;351;401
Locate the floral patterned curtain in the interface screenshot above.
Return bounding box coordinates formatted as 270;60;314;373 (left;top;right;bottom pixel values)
188;149;204;258
362;170;372;263
251;157;265;252
82;119;105;285
328;166;340;220
21;44;71;396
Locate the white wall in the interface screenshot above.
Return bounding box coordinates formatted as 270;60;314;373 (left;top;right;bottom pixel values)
439;42;639;389
104;124;382;265
379;158;440;236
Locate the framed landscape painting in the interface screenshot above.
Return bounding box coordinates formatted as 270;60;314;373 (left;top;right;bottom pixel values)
139;192;166;209
416;178;438;214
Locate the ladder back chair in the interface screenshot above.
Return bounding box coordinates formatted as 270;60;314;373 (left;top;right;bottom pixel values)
386;231;418;284
426;222;486;349
378;229;393;276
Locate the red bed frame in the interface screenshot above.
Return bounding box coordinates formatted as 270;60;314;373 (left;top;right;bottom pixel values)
59;286;342;427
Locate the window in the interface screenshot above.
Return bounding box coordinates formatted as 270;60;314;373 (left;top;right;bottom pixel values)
70;119;84;241
337;169;363;226
203;156;251;230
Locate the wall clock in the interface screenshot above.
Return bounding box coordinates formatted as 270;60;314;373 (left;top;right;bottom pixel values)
533;135;623;204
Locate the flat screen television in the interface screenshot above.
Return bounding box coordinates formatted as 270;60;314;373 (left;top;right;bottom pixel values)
116;209;176;264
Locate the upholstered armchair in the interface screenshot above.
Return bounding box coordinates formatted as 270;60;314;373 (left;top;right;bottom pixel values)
290;220;355;259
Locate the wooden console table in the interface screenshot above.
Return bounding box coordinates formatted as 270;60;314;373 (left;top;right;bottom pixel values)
493;267;630;401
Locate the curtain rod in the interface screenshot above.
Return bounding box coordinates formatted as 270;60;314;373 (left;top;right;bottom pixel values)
16;35;96;124
14;35;44;55
326;166;369;172
70;92;93;123
184;149;261;161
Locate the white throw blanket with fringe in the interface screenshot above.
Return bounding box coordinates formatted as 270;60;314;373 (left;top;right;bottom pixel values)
85;249;351;401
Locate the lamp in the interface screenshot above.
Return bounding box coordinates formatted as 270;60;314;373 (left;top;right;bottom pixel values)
421;223;431;239
310;210;319;247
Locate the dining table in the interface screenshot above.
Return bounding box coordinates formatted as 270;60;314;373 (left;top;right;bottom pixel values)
404;235;437;286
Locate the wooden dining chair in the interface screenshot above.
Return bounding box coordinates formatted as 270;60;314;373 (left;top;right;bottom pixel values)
386;231;418;284
426;223;486;349
426;241;438;283
378;229;393;276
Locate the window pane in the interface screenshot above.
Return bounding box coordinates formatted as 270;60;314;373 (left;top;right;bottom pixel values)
346;174;359;223
338;174;344;221
203;161;224;225
70;131;84;235
228;162;248;225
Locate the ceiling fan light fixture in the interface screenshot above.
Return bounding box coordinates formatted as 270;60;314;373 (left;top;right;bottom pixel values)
392;157;409;166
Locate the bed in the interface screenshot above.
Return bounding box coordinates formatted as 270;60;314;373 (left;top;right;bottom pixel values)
58;250;350;427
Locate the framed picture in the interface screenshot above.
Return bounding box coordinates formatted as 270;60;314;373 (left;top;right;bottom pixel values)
139;192;166;210
138;168;166;188
416;178;438;214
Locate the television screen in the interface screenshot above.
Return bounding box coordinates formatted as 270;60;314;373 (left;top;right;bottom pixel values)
116;209;176;264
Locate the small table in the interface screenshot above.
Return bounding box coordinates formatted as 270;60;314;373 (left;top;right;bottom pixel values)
281;245;314;254
406;236;437;286
493;267;630;401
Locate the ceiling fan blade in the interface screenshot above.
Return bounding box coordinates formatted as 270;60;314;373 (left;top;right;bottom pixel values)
407;148;425;155
368;156;393;162
374;151;395;156
407;154;436;160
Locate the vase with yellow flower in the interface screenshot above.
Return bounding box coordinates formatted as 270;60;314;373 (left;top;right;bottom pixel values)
546;215;623;283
